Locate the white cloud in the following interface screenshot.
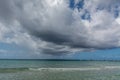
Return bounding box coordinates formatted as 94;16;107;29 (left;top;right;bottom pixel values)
116;18;120;24
0;0;120;55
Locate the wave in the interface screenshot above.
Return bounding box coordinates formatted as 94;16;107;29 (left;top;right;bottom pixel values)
104;66;120;69
28;68;101;71
0;67;101;73
0;66;120;73
29;66;120;71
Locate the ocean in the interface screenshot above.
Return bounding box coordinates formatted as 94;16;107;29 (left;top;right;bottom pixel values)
0;60;120;80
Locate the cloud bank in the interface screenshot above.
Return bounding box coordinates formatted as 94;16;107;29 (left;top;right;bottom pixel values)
0;0;120;55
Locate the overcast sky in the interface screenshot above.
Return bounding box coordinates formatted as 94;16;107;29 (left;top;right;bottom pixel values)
0;0;120;59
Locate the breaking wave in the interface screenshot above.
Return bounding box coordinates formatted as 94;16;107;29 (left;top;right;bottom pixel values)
28;68;101;71
0;66;120;73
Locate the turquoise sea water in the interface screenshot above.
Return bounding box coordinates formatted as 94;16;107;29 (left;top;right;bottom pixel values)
0;60;120;80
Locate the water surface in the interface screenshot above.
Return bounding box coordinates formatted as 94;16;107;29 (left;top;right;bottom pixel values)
0;60;120;80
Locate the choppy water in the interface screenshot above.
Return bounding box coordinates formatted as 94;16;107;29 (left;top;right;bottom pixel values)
0;60;120;80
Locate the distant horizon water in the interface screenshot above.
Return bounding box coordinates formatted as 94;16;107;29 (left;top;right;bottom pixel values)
0;59;120;61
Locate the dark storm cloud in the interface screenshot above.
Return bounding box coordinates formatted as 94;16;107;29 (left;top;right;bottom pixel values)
0;0;14;22
41;48;70;55
32;30;71;45
0;0;120;55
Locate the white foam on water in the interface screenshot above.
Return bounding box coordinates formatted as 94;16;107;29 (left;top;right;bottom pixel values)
29;66;120;71
29;68;101;71
104;66;120;69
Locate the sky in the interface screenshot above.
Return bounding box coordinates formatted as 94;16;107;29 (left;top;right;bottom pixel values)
0;0;120;59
